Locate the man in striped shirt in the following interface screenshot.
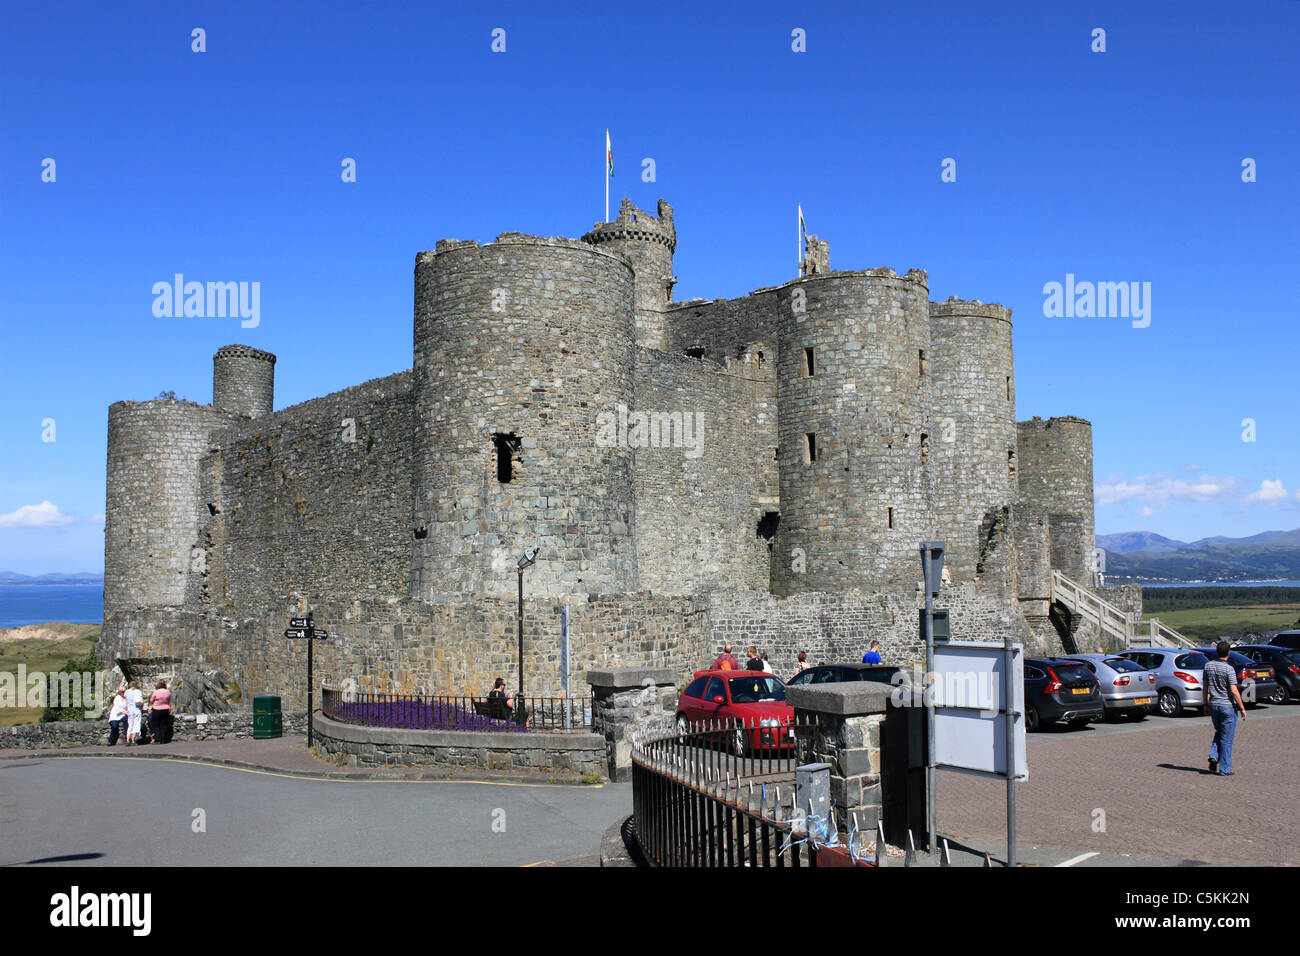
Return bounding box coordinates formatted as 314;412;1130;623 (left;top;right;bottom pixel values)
1205;641;1246;776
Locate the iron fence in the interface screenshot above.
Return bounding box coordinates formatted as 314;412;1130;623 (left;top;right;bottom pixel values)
630;718;872;867
319;686;593;734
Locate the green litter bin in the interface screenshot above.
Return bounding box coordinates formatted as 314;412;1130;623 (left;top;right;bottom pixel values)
253;695;282;739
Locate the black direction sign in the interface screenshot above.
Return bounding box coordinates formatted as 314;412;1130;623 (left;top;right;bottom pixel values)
284;628;307;639
289;617;310;628
313;630;330;640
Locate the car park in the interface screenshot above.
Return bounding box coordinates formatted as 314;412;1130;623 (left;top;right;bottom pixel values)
1234;645;1300;704
1193;647;1280;708
676;670;795;756
1115;647;1209;717
1062;654;1158;720
1023;658;1105;731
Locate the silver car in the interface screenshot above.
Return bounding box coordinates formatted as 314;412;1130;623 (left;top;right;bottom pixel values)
1063;654;1159;720
1116;647;1211;717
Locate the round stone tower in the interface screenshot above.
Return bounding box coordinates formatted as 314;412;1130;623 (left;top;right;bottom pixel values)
771;268;934;595
1017;416;1095;584
409;234;640;601
581;199;676;351
103;399;233;614
927;298;1018;581
213;344;275;418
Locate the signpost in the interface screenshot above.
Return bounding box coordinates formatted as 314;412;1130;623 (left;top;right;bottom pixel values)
284;611;329;747
560;604;571;731
919;541;946;852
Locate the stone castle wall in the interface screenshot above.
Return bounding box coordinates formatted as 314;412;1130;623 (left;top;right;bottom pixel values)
409;235;639;601
99;198;1100;707
631;345;776;594
104;400;235;614
204;370;414;615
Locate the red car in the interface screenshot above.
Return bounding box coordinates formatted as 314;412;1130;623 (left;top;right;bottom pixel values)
676;669;795;756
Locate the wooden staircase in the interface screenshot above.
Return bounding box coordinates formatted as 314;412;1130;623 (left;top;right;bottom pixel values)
1050;570;1195;650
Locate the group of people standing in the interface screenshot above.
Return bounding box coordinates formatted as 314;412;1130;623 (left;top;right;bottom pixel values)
106;679;174;746
711;642;815;679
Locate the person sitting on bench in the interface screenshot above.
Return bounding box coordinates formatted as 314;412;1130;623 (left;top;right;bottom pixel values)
486;677;514;720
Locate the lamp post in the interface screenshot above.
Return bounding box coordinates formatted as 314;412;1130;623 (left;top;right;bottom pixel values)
516;547;540;704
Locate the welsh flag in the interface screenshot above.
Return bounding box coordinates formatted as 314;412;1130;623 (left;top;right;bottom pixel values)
799;204;807;242
606;129;614;177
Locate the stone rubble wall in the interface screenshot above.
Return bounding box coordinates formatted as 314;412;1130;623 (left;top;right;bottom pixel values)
0;711;308;750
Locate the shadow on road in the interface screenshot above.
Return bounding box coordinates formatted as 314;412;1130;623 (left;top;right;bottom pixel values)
15;852;105;865
1156;763;1216;775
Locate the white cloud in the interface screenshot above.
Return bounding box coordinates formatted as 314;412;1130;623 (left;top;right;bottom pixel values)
1095;473;1241;511
0;501;74;528
91;514;105;524
1243;479;1288;506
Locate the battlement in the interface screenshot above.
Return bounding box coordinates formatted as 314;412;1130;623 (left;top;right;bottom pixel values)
421;234;633;270
214;344;276;364
929;296;1012;323
582;199;676;251
1021;415;1092;428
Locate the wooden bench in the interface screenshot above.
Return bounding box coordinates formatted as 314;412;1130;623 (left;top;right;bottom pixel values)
472;697;513;721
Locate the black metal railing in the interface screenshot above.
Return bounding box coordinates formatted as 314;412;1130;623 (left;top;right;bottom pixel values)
319;686;593;734
630;718;872;867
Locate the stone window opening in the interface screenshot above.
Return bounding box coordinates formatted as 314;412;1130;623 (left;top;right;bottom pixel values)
804;433;817;464
685;346;706;359
756;511;779;548
757;350;765;365
888;507;894;529
1007;449;1016;479
493;432;521;483
1006;376;1011;400
802;346;815;377
920;433;929;466
919;349;927;379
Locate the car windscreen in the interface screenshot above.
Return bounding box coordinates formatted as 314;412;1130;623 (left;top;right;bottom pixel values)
1102;658;1146;673
1051;663;1093;683
1175;653;1208;669
728;676;787;703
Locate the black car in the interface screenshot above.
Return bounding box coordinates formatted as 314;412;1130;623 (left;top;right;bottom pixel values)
1023;658;1105;731
786;663;909;688
1234;645;1300;704
1269;631;1300;652
1193;647;1281;708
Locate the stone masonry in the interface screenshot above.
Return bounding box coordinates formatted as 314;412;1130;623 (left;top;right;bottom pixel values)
100;196;1105;710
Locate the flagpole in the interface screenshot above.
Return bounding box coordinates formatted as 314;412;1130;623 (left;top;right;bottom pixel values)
605;129;610;224
797;204;801;275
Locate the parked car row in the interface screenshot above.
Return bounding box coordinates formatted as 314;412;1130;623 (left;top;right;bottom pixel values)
675;640;1300;752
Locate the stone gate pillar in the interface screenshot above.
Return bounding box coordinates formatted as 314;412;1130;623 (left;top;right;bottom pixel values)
586;668;677;781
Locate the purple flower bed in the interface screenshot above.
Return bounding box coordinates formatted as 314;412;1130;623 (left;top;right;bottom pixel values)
329;698;530;733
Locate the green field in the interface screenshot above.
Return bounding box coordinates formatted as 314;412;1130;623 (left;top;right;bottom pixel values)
0;624;100;727
1145;606;1300;643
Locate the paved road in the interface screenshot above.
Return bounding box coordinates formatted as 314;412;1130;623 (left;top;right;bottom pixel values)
0;758;631;866
938;704;1299;866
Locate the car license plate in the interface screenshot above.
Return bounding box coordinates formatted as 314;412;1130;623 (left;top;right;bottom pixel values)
1071;687;1090;695
1134;697;1152;705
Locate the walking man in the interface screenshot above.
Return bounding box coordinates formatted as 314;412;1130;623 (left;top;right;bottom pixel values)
1205;641;1246;776
862;640;882;665
711;643;739;671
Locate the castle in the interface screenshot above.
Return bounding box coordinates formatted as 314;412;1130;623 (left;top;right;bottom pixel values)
99;198;1120;708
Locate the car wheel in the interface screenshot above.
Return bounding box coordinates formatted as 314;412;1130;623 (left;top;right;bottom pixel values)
1266;684;1287;705
1158;689;1182;717
732;723;749;758
1026;704;1039;732
676;714;690;742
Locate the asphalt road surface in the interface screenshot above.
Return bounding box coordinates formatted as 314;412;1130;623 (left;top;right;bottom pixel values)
0;758;631;866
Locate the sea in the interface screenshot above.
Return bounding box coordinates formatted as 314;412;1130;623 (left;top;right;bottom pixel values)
1135;581;1300;589
0;586;104;629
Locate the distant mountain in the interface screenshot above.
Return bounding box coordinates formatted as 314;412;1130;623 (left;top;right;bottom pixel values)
0;571;103;586
1096;531;1187;554
1097;528;1300;583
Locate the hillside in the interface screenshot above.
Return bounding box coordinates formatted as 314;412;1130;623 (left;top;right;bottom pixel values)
1100;527;1300;582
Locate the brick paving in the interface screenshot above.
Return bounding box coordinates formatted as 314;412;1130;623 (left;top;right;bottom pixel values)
937;710;1299;866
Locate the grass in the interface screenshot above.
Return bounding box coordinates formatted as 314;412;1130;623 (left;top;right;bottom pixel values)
1145;606;1300;643
0;625;100;726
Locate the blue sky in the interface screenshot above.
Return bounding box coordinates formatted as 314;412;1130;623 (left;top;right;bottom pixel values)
2;0;1297;573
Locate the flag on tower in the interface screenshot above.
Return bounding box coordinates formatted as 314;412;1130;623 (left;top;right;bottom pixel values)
606;129;614;178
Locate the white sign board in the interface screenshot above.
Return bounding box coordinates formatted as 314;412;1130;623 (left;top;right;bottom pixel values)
932;641;1027;781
